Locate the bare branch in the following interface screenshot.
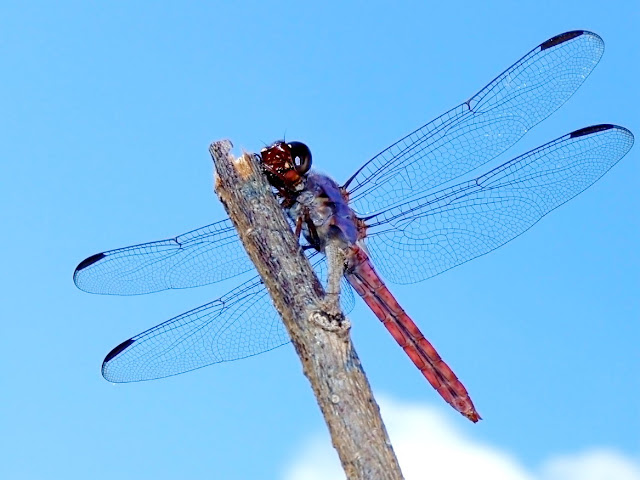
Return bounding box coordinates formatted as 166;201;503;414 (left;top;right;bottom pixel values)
210;140;404;480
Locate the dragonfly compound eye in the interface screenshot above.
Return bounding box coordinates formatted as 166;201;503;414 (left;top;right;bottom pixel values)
288;141;312;175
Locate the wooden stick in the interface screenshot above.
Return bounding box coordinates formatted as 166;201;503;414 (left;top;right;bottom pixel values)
210;140;404;480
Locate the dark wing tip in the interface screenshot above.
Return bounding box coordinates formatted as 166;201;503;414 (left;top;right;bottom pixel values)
75;252;106;274
570;124;616;138
540;30;586;50
103;338;135;368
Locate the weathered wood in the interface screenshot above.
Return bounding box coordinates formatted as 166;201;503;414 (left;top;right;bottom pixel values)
210;140;404;480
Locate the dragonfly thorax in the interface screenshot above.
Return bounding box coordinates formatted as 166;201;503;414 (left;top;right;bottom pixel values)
287;172;359;252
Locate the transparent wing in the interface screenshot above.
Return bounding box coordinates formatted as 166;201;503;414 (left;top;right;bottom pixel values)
74;219;253;295
101;253;356;383
345;31;605;216
363;125;633;284
101;276;286;382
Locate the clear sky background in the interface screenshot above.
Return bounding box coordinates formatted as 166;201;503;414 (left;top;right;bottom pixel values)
1;1;638;479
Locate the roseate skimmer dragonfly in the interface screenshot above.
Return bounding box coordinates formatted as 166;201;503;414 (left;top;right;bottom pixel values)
75;31;633;422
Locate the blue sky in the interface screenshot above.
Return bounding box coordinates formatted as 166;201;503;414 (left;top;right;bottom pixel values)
1;1;638;479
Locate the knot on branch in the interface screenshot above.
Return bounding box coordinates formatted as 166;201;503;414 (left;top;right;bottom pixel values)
310;309;351;334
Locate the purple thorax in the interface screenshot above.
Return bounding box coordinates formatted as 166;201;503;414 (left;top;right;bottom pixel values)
288;172;359;252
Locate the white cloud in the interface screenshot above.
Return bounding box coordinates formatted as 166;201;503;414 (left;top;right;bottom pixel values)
282;396;640;480
541;449;640;480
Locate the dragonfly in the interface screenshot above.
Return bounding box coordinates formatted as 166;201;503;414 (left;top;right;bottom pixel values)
74;30;633;422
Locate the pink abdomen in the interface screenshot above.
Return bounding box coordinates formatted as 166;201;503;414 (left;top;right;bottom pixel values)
345;246;480;422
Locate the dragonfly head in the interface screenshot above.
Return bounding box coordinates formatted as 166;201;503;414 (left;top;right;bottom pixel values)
260;141;312;194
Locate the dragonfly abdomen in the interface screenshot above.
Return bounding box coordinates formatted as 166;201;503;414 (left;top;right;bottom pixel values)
345;246;481;422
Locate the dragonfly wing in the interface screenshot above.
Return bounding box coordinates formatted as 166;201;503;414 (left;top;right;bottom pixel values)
102;250;361;382
74;219;254;295
364;125;634;284
346;31;604;215
101;276;289;382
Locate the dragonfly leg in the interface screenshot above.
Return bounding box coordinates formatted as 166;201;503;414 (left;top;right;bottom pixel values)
294;215;303;240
